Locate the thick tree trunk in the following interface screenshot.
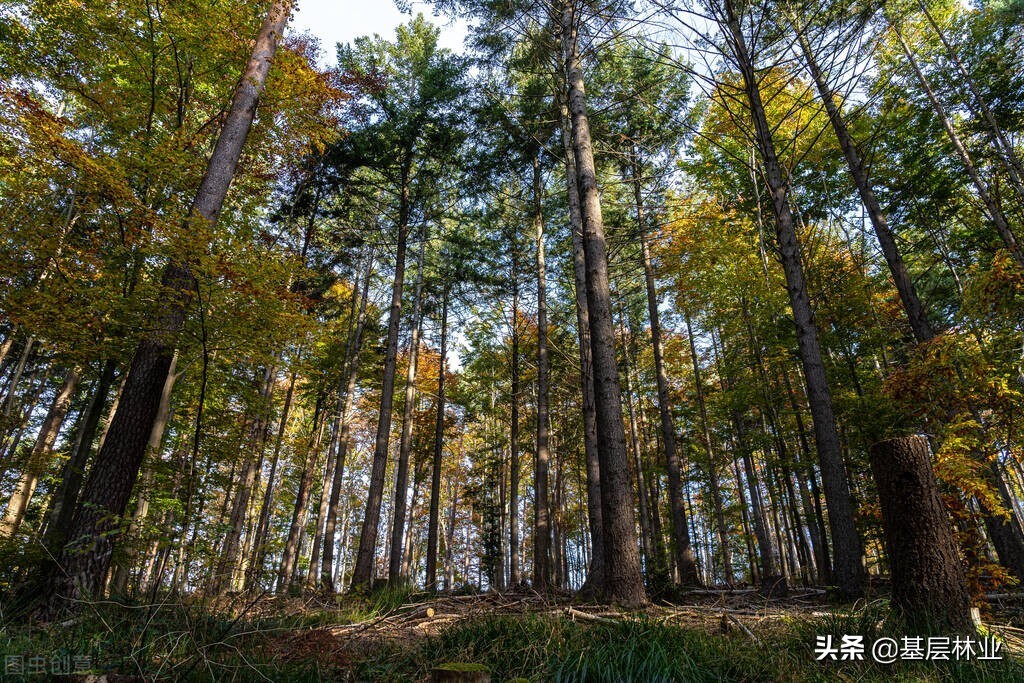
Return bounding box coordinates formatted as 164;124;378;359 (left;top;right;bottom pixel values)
109;353;178;595
559;0;646;606
533;154;551;590
45;0;293;612
559;98;605;597
723;0;865;598
425;290;449;591
869;436;971;633
1;367;80;536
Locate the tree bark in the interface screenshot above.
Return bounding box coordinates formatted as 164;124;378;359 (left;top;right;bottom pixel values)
425;288;449;591
1;367;80;536
351;150;413;589
889;22;1024;268
722;0;865;597
389;235;427;584
869;436;971;633
631;155;699;586
559;0;646;606
532;153;551;590
321;254;374;590
45;0;293;612
559;97;605;597
794;30;934;343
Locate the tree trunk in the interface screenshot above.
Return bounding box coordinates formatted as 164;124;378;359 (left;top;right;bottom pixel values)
425;288;449;591
42;359;117;555
684;311;734;585
508;255;521;588
1;367;80;536
722;0;865;598
321;254;374;590
559;0;645;606
45;0;293;612
351;151;413;589
532;153;551;590
794;30;934;343
246;366;297;591
889;22;1024;268
559;97;605;597
631;155;699;586
869;436;971;633
109;352;178;595
389;235;427;584
277;396;325;592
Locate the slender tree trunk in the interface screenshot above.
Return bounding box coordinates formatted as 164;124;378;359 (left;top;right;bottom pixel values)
425;288;449;591
321;254;374;590
916;1;1024;200
45;0;293;611
246;366;297;591
214;366;275;594
508;257;522;588
631;154;699;586
794;30;934;342
559;97;604;597
532;153;551;590
559;0;646;607
1;367;80;536
684;312;733;585
389;235;427;584
723;0;865;597
42;359;117;555
277;396;325;592
352;153;413;589
889;22;1024;268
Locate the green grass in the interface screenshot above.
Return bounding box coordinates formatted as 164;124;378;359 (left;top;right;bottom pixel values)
0;597;1021;681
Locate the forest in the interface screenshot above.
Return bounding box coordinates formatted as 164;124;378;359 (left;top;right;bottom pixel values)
1;0;1024;680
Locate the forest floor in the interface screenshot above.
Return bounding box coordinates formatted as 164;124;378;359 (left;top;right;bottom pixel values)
4;587;1024;681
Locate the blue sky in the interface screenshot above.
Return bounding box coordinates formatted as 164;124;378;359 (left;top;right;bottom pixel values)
291;0;469;64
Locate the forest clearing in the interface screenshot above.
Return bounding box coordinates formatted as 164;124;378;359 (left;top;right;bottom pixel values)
2;0;1024;680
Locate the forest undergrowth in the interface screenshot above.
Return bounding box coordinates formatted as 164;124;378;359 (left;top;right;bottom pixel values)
2;587;1024;682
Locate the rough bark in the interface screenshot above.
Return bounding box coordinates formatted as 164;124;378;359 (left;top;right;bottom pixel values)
560;0;646;606
559;98;605;597
869;436;971;633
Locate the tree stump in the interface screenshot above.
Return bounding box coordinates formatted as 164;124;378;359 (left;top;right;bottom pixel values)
430;663;490;682
869;435;971;633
